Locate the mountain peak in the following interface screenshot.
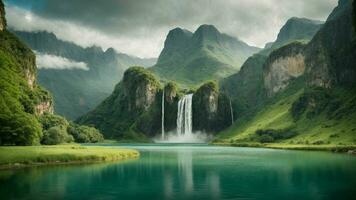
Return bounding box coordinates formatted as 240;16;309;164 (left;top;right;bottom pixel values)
194;24;220;35
272;17;323;48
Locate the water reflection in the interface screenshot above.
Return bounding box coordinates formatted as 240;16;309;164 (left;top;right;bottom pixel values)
0;146;355;200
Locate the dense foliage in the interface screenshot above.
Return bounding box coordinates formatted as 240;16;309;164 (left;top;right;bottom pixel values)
67;123;104;143
0;30;50;145
42;126;74;145
40;113;104;144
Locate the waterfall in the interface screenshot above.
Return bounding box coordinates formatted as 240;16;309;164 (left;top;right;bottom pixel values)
161;89;165;139
229;99;234;125
177;94;193;136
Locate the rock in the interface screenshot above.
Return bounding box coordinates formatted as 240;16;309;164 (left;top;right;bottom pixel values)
264;42;306;97
193;81;231;133
304;0;356;88
0;0;5;31
123;67;160;112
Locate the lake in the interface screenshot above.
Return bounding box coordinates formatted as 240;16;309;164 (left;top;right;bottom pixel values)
0;144;356;200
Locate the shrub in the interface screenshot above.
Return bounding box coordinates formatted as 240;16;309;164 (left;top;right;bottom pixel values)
42;126;73;145
67;123;104;143
259;134;274;143
39;113;69;130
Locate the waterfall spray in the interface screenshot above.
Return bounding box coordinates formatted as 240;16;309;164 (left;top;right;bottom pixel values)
177;94;193;136
161;89;165;139
229;99;234;125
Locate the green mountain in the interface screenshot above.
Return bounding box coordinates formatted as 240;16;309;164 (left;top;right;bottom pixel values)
150;25;260;87
217;0;356;147
221;17;323;117
13;31;156;119
271;17;323;49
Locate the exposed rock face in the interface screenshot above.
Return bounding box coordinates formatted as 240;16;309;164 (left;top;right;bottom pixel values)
24;69;35;89
264;42;306;97
123;67;159;112
35;101;54;115
162;82;180;132
193;81;231;133
0;0;5;31
304;0;356;88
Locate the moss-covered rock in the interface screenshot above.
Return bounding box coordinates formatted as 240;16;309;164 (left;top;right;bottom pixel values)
192;81;231;133
77;66;162;140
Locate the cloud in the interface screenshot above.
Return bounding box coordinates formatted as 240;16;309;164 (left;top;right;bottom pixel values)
36;52;89;70
5;0;338;58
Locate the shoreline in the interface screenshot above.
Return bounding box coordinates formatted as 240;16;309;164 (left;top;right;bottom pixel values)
213;142;356;154
0;145;140;170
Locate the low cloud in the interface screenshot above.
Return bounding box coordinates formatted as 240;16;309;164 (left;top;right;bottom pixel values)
5;0;337;58
36;52;89;70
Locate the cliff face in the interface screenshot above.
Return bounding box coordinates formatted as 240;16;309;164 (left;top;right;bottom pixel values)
193;81;231;133
0;0;5;31
305;0;356;88
122;67;159;112
264;42;306;97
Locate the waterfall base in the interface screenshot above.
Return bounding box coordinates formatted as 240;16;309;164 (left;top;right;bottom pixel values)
154;131;212;143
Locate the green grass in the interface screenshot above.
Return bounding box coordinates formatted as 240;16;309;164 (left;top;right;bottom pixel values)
0;145;139;169
216;78;356;148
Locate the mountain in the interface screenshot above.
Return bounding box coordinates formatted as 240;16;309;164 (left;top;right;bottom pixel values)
0;7;53;145
13;31;157;119
270;17;323;49
150;25;260;87
220;17;323;117
216;0;356;147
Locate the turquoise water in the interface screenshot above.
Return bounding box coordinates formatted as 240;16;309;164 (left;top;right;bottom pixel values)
1;144;356;200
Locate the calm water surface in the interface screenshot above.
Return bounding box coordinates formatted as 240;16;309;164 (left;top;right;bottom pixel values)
0;144;356;200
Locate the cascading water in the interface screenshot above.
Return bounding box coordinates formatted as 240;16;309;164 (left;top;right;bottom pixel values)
229;99;234;125
161;90;165;140
177;94;193;136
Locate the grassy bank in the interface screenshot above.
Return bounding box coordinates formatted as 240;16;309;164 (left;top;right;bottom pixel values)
0;145;139;169
213;142;356;153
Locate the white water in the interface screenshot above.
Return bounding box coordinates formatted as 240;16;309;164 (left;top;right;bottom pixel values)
161;90;165;140
229;99;234;125
177;94;193;136
156;93;210;143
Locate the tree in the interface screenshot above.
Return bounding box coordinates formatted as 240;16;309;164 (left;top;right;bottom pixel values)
41;126;73;145
0;113;42;145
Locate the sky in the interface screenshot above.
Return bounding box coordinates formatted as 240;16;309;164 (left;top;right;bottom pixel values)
4;0;338;58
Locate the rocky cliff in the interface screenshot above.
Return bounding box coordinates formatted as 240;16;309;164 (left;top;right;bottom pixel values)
304;0;356;88
0;0;5;31
193;81;231;133
264;42;306;97
77;67;161;140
